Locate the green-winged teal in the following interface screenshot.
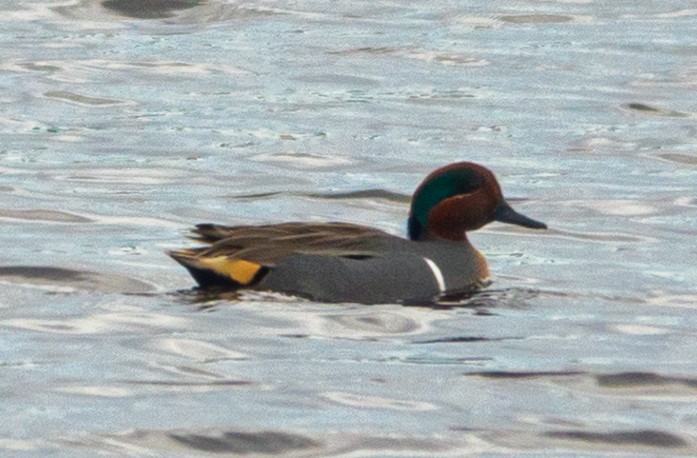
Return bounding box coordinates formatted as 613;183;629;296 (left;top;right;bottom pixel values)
170;162;546;303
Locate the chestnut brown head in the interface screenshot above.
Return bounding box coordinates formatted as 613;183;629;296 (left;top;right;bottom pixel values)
408;162;546;241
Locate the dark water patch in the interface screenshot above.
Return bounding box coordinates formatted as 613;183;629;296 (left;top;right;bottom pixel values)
596;372;697;389
626;102;662;112
0;209;92;223
292;74;381;87
401;355;493;366
0;266;90;283
543;430;688;448
122;379;253;387
408;89;476;103
306;189;411;203
168;430;319;454
466;371;585;379
81;429;458;456
623;103;687;117
224;189;410;203
328;46;398;56
414;336;522;344
504;197;532;203
102;0;202;19
0;266;154;294
18;62;62;73
224;191;285;201
656;153;697;165
499;15;572;24
43;91;125;106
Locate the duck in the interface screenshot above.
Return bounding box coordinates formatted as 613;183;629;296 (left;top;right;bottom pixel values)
169;162;547;304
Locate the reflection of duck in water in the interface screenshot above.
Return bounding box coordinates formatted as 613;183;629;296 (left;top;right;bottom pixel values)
170;162;547;304
102;0;201;20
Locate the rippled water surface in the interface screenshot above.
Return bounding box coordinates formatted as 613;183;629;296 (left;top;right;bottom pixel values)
2;1;697;456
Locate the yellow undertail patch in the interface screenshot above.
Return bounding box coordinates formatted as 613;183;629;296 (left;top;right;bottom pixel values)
199;256;264;285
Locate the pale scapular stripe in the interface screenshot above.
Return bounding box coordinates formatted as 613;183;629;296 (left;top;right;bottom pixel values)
422;257;446;293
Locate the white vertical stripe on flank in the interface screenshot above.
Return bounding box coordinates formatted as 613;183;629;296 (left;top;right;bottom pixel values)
422;257;446;293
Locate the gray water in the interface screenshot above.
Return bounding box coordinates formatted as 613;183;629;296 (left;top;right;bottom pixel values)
1;0;697;456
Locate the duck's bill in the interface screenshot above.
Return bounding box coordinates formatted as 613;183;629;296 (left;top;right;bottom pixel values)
494;203;547;230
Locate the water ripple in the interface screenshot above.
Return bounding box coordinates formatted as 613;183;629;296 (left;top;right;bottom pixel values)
42;90;126;106
499;14;573;24
0;209;92;223
322;391;438;411
543;429;688;448
149;337;248;361
168;430;318;454
0;266;154;294
2;305;185;334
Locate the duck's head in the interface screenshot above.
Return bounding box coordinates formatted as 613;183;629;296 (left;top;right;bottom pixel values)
408;162;547;241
